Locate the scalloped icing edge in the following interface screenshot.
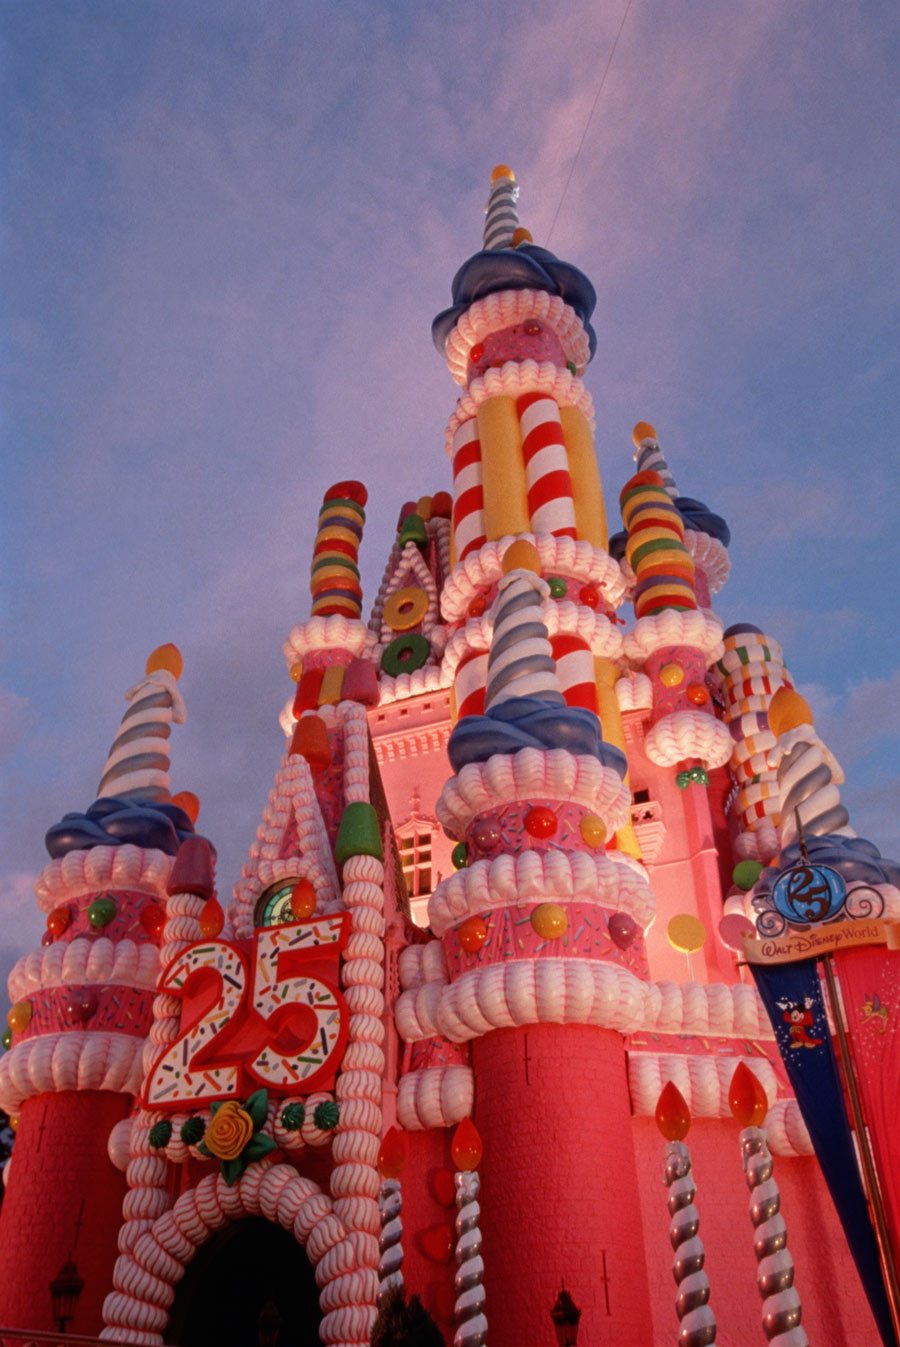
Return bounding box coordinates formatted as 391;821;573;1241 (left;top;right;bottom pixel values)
34;844;173;913
427;848;655;937
445;289;591;387
445;360;595;450
283;616;373;670
436;746;631;840
624;609;724;663
644;711;733;769
441;533;626;623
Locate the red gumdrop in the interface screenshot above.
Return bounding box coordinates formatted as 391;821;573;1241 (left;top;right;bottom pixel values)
579;584;600;609
65;991;98;1023
47;906;71;938
468;594;487;618
524;805;557;839
324;480;367;506
41;930;54;947
430;491;452;518
686;682;710;705
469;343;484;364
140;904;165;938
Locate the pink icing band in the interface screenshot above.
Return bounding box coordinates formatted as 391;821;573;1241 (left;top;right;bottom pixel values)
443;902;649;980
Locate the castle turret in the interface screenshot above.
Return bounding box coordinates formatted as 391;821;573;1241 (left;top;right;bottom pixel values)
0;646;201;1335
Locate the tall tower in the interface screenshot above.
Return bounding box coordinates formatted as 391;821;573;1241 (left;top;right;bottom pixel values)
0;646;199;1334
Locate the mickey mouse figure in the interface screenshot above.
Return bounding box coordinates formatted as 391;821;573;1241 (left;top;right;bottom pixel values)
777;995;823;1049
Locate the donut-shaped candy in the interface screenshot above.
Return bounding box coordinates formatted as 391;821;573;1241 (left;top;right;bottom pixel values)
381;633;430;677
384;586;429;632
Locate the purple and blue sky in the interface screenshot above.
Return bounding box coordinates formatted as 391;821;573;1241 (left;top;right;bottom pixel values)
2;1;899;989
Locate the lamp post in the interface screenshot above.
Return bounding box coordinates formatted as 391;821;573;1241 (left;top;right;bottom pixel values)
49;1258;85;1334
549;1284;581;1346
257;1299;282;1347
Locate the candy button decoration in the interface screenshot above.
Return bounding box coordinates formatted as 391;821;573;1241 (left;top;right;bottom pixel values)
718;913;756;952
660;662;685;687
548;576;567;598
686;682;709;705
172;790;200;822
384;586;429;632
1;1028;11;1050
199;897;225;937
667;913;707;953
579;584;600;608
733;859;764;892
531;903;567;938
381;632;430;678
580;814;607;847
88;896;117;928
451;842;468;870
290;878;317;920
458;915;488;952
140;904;165;938
525;805;557;839
608;911;639;949
468;595;487;618
471;818;501;852
65;991;98;1023
47;906;70;938
7;1001;32;1034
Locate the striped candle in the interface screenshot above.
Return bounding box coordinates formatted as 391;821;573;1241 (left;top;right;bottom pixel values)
96;646;185;803
309;482;367;619
452;417;487;563
516;392;577;539
484;571;564;711
483;165;519;251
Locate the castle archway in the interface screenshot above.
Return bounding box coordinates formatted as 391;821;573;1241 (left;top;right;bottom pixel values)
164;1216;321;1346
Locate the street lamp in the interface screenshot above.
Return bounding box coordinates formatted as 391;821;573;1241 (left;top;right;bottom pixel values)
257;1299;283;1347
49;1258;85;1334
550;1284;581;1347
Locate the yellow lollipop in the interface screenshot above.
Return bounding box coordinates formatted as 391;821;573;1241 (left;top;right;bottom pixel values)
146;643;183;679
667;913;707;954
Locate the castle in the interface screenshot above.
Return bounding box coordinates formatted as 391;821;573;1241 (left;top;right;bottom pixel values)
1;166;898;1347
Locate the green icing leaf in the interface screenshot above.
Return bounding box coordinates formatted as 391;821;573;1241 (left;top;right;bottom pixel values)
245;1134;277;1161
245;1088;269;1131
221;1158;243;1187
148;1120;172;1149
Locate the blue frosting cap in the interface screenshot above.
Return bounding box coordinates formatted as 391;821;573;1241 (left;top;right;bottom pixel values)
755;835;900;893
45;794;213;860
432;243;597;359
448;695;627;776
674;496;731;546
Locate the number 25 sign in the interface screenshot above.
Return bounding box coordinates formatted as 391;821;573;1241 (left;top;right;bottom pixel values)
144;914;350;1110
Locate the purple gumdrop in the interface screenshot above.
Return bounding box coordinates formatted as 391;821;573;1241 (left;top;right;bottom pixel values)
471;818;501;852
608;911;639;949
65;991;98;1023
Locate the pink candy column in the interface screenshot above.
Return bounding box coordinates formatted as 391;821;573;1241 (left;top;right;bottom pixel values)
0;1090;132;1334
471;1023;654;1346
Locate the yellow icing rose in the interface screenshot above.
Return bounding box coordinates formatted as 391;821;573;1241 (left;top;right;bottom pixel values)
204;1101;254;1160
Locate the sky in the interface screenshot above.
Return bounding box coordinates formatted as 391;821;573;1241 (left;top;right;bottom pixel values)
2;0;899;993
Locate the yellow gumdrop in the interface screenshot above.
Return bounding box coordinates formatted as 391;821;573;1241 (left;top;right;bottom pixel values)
667;913;707;954
660;662;685;687
580;814;607;847
7;1001;32;1034
502;540;542;575
531;903;568;939
491;164;515;182
632;422;658;446
146;643;183;679
289;661;304;683
416;496;433;523
512;227;533;246
768;688;814;738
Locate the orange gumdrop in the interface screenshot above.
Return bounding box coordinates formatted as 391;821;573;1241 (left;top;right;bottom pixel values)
146;643;183;679
172;791;200;823
290;879;316;921
377;1125;409;1179
198;897;225;938
729;1061;769;1127
655;1081;691;1141
451;1116;483;1171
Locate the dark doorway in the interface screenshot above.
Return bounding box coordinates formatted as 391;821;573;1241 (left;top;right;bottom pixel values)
166;1216;321;1346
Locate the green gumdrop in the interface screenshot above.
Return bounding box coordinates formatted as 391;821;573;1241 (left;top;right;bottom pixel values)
1;1027;11;1050
548;576;567;598
451;842;468;870
733;859;764;891
313;1100;339;1131
181;1116;205;1145
148;1120;173;1149
398;513;428;549
566;360;577;375
334;801;383;865
280;1102;306;1131
88;896;117;928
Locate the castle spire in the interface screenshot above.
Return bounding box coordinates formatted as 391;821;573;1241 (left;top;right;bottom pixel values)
483;164;519;250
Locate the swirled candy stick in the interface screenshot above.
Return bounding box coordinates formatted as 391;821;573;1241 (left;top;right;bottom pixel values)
633;421;680;500
96;644;185;803
656;1082;717;1347
483;570;565;711
483;164;519;250
309;481;367;619
768;689;854;849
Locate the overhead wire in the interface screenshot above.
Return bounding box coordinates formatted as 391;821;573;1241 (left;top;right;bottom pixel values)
546;0;634;248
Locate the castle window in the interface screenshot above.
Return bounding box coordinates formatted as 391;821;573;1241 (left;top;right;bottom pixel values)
398;828;433;899
632;787;650;804
254;878;300;928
